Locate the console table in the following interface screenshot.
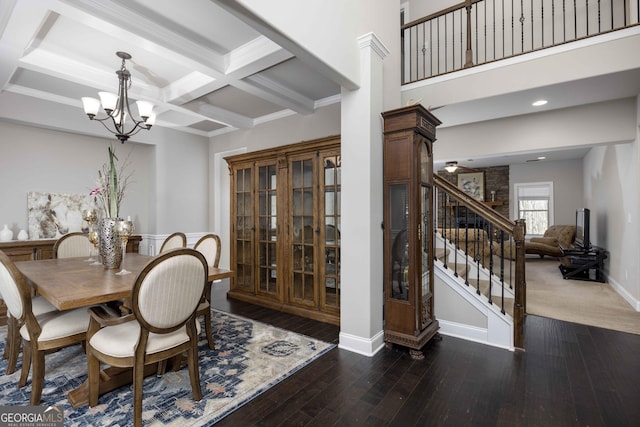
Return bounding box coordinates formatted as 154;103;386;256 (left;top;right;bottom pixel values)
559;246;607;282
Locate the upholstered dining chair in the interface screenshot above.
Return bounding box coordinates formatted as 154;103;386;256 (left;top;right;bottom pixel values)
193;233;221;350
158;231;187;253
53;231;93;258
0;250;93;405
86;248;207;427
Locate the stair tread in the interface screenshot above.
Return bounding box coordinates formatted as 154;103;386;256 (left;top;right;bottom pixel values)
460;278;515;315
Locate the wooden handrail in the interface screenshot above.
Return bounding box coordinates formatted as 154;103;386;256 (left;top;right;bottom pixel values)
434;175;513;232
401;0;483;30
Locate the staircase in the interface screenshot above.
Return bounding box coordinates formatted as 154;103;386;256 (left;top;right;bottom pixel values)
433;175;526;350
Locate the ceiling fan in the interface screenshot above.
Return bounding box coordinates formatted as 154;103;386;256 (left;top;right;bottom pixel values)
442;161;479;173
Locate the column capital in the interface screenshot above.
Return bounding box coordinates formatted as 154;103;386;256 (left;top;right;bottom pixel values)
357;32;390;59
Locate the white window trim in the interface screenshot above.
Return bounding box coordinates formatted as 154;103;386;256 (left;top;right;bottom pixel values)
513;181;554;238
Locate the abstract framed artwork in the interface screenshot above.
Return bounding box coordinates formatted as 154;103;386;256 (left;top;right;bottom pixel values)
27;192;95;239
457;172;485;201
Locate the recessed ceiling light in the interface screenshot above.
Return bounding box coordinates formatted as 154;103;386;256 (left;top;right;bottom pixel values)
532;99;548;106
537;156;546;160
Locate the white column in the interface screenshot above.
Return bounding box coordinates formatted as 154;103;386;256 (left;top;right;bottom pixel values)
339;33;390;356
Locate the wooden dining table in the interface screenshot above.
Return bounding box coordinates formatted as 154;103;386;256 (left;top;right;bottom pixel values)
14;252;233;407
16;253;233;311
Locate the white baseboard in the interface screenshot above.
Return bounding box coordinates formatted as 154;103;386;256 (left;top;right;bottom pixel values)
438;319;514;351
338;330;385;357
607;276;640;312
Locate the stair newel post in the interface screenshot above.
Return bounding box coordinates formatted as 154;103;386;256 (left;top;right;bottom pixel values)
513;218;527;350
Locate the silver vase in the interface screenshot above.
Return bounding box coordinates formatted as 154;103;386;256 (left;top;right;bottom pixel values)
98;217;123;269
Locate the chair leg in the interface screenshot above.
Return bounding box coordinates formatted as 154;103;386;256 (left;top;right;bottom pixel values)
29;349;46;405
203;310;215;351
187;341;202;401
2;315;9;360
18;340;31;388
5;316;20;375
133;358;145;427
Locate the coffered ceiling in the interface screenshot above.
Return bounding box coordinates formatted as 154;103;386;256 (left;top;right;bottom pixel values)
1;0;638;170
0;0;341;139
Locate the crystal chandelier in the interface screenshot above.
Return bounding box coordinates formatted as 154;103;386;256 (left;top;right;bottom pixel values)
81;51;155;143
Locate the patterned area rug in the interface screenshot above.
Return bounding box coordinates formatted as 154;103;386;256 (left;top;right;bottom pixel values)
0;310;335;426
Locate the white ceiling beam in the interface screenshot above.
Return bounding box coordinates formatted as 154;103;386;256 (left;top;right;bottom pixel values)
225;35;292;75
0;0;51;89
163;72;218;105
182;101;254;129
165;36;294;105
238;74;315;115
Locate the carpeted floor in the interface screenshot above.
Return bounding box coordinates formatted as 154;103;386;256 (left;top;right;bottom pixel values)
0;309;335;426
525;257;640;335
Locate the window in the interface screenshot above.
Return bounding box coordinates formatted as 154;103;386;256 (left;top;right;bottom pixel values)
514;182;554;236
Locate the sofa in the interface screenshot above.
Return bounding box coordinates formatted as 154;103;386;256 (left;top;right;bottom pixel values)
525;225;576;258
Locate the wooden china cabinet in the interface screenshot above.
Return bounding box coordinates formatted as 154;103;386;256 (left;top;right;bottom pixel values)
226;135;341;325
382;105;441;359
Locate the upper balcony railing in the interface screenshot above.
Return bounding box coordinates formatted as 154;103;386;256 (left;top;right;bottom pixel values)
402;0;640;84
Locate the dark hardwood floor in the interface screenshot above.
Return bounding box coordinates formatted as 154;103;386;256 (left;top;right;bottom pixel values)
211;280;640;426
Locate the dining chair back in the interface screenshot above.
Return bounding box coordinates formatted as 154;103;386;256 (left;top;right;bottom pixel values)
193;234;221;349
0;250;92;405
86;248;207;427
194;233;221;268
158;232;187;253
53;232;92;258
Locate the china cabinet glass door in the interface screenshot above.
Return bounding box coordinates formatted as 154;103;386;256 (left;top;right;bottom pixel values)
257;162;277;296
320;152;341;313
389;184;409;301
290;155;316;307
420;141;433;329
234;166;253;292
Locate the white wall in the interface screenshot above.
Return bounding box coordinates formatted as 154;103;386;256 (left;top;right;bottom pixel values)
152;130;210;233
584;139;640;307
0;120;211;242
510;158;583;225
0;121;154;236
